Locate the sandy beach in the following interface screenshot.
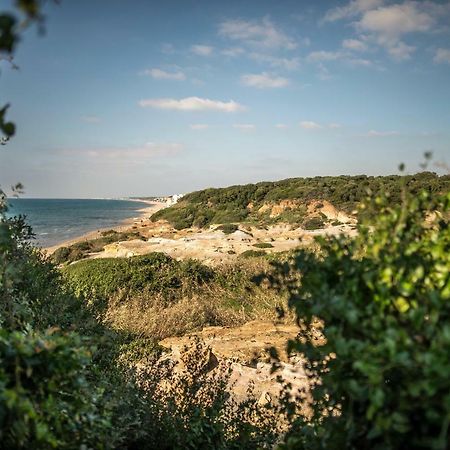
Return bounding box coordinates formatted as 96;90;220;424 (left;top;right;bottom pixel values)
45;197;357;265
44;200;165;254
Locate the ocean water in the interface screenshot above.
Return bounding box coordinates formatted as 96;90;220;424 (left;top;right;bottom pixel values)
6;198;150;247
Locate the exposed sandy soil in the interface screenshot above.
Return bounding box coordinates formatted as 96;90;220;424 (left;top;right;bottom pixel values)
46;199;357;264
158;320;313;407
95;222;356;265
46;201;346;407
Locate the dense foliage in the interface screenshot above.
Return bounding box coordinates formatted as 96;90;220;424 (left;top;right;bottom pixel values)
151;172;449;229
268;188;450;449
62;253;284;340
52;229;146;264
0;195;121;448
1;195;286;448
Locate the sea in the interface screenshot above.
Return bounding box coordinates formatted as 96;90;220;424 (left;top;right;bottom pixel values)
5;198;150;248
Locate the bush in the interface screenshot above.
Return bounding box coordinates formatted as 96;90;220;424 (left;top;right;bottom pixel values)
51;231;146;264
302;217;325;230
0;328;115;448
63;253;216;308
253;242;274;249
152;174;450;229
217;223;239;234
272;190;450;449
239;250;266;258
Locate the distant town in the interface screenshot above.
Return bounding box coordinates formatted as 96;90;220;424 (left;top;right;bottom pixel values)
131;194;184;207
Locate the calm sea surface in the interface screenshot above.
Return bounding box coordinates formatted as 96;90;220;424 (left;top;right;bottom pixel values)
6;198;149;247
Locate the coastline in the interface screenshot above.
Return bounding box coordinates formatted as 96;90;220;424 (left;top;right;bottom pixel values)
44;200;165;254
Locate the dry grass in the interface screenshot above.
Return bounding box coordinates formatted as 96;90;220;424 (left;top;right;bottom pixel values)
101;257;293;341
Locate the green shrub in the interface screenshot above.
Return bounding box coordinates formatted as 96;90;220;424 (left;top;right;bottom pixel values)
239;249;266;258
253;242;274;249
63;253;215;308
0;328;115;448
49;246;71;265
272;190;450;449
151;173;449;229
217;223;239;234
51;231;145;264
302;217;325;230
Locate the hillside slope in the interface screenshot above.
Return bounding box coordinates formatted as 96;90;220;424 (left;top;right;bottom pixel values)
151;172;449;229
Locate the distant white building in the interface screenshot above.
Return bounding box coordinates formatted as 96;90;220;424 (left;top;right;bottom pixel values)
166;193;184;207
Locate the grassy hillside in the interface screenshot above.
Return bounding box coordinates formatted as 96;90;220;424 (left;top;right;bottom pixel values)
62;252;287;340
151;172;450;229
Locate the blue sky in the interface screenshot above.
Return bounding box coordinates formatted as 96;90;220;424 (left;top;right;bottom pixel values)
1;0;449;197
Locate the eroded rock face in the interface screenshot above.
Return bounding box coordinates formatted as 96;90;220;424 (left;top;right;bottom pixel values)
158;321;311;409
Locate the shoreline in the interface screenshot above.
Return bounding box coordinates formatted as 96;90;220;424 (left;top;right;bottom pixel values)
44;200;165;254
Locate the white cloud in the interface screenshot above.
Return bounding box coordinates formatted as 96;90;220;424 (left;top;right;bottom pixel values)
300;121;322;130
190;124;209;130
324;1;449;62
358;3;434;38
307;50;343;62
342;38;368;52
190;44;214;56
366;129;399;137
221;47;245;57
241;72;289;88
139;97;245;112
275;123;288;129
307;47;375;71
434;48;450;64
143;68;186;80
346;57;374;67
218;17;297;50
317;63;332;80
385;41;415;61
323;0;384;22
233;124;255;131
66;142;183;161
356;2;436;61
249;52;301;70
81;115;101;124
329;123;341;129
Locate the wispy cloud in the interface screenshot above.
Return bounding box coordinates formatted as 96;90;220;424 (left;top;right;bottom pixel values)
221;47;245;57
190;124;209;130
342;38;368;52
218;17;297;50
139;97;245;112
346;57;374;67
190;44;214;56
300;121;322;130
307;47;375;70
275;123;288;129
366;129;399;137
63;142;183;161
434;48;450;64
299;121;340;130
323;0;384;23
249;52;301;70
142;68;186;80
324;0;449;62
233;124;256;131
241;72;289;88
307;50;343;62
81;115;101;124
